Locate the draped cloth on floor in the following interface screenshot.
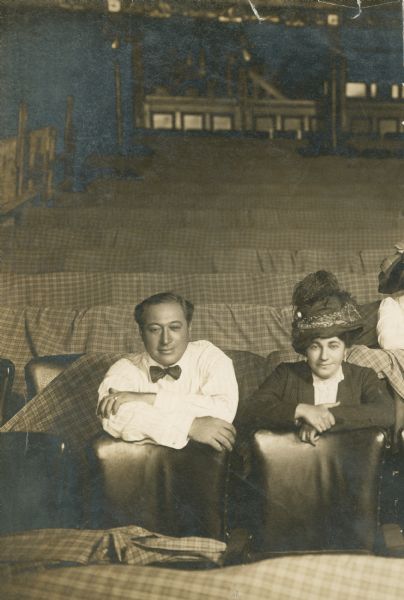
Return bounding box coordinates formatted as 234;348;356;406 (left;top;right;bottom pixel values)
0;525;226;579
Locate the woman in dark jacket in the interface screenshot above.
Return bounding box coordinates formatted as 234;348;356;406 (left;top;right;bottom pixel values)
239;271;394;445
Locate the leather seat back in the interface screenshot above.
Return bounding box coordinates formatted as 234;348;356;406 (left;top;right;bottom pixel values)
249;428;387;554
88;436;230;540
0;432;80;533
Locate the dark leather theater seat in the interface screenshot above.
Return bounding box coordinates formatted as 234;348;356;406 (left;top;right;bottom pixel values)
88;435;230;540
0;432;80;534
248;427;387;555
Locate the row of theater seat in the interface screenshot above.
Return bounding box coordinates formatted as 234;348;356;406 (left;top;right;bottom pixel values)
1;227;402;250
0;272;383;306
0;249;390;274
0;354;400;558
0;251;396;274
63;177;404;211
17;207;402;229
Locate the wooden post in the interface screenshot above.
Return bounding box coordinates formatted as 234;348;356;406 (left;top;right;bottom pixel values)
16;102;27;198
327;23;345;151
132;35;145;129
226;56;235;97
44;127;56;201
330;61;338;151
114;62;123;148
238;66;248;131
63;95;75;189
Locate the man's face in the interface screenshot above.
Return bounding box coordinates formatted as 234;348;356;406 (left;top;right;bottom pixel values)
140;302;190;366
306;336;345;380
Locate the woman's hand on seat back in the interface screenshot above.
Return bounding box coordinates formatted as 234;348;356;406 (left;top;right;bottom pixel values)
295;402;339;433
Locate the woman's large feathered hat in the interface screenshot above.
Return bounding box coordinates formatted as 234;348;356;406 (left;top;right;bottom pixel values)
291;271;363;354
378;241;404;294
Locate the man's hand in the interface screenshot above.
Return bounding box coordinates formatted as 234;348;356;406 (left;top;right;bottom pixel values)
97;389;156;418
295;402;339;433
299;423;320;446
188;417;236;452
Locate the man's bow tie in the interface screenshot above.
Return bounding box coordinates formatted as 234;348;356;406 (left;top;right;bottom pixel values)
149;365;182;383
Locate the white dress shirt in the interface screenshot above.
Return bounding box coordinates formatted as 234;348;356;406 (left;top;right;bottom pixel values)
312;366;344;406
377;294;404;350
97;340;238;449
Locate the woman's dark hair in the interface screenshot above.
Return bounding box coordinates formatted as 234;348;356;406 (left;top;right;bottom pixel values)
134;291;194;329
302;330;354;355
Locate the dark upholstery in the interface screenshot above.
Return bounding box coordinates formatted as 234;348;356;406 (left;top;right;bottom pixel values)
248;428;387;554
25;353;84;400
0;432;80;534
0;357;15;425
88;435;230;540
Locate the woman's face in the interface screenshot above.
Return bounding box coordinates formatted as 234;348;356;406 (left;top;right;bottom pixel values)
306;336;346;380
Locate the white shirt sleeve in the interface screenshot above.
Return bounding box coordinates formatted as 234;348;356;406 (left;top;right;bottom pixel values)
153;352;238;423
377;297;404;350
101;402;195;450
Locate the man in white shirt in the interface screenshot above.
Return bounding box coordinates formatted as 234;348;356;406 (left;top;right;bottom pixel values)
97;291;238;451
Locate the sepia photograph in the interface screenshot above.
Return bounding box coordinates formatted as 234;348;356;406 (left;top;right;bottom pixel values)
1;0;404;598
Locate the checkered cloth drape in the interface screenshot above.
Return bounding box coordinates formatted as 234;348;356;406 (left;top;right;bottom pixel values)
1;227;402;251
0;525;226;577
0;272;382;306
0;249;388;274
3;552;404;600
18;206;401;229
0;299;398;398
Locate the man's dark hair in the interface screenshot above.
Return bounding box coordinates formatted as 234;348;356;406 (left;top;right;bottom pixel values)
134;291;194;329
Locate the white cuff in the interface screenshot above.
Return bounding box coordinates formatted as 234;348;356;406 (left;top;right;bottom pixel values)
158;412;195;449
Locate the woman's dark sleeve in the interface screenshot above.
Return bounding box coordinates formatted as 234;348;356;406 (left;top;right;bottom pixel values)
330;368;394;431
236;363;297;435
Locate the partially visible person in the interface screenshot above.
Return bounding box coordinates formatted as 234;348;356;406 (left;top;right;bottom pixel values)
238;271;394;445
97;292;238;451
377;241;404;349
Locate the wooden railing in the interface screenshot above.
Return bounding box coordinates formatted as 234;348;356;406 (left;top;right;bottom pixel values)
0;137;18;213
143;93;319;139
0;105;56;215
142;68;404;141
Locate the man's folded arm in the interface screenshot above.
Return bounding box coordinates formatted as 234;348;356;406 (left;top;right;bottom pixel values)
102;402;195;449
